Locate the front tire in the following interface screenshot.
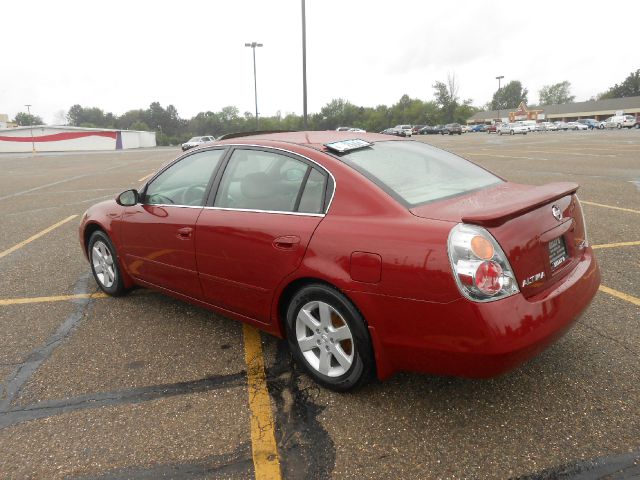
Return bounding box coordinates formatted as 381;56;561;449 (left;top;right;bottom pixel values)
88;231;127;296
285;284;374;392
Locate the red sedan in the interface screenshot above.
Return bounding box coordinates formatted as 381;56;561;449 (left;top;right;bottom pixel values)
79;132;600;391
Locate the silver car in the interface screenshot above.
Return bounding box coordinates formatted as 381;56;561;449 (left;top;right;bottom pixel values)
181;136;216;152
498;123;528;135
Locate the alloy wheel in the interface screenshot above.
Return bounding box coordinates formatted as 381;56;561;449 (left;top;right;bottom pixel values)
295;300;354;377
91;240;116;288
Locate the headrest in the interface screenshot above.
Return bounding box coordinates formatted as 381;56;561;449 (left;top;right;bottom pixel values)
240;172;276;199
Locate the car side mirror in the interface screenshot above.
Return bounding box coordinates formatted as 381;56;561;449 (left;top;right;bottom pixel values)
116;189;139;206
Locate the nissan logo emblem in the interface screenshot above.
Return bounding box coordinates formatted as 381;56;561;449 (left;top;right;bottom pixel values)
552;204;563;221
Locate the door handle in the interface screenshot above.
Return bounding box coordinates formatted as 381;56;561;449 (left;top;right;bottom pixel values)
177;227;193;239
273;235;300;250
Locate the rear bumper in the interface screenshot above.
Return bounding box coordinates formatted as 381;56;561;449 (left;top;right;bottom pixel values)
351;248;600;380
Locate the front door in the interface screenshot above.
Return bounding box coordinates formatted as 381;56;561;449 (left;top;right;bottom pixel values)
195;147;330;323
120;148;225;298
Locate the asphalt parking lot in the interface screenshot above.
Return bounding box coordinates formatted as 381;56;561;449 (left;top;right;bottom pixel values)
0;129;638;479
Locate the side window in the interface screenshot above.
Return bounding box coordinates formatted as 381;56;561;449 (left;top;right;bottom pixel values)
298;168;327;214
215;149;320;213
144;149;224;206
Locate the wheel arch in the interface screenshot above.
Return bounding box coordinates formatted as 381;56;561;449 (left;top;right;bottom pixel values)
275;275;384;380
83;222;106;255
275;276;374;345
83;221;135;289
276;277;352;338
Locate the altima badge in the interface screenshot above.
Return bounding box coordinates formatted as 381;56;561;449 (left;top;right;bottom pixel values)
552;204;563;221
522;271;545;288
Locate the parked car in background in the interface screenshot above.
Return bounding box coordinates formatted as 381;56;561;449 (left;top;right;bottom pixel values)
80;130;600;391
394;125;413;137
181;136;216;151
540;122;557;131
418;126;438;135
380;128;406;137
568;122;589;131
577;119;599;130
337;127;367;133
605;115;637;129
412;125;425;134
534;123;547;132
633;116;640;129
516;120;537;132
554;122;571;131
498;123;528;135
442;123;462;135
486;124;500;134
470;124;485;132
461;125;470;133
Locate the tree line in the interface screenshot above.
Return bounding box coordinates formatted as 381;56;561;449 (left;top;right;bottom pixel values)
10;69;638;145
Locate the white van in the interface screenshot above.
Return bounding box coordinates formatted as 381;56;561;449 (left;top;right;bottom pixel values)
394;125;413;137
605;115;636;129
516;120;537;132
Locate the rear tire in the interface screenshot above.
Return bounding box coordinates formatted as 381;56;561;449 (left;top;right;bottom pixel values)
285;284;374;392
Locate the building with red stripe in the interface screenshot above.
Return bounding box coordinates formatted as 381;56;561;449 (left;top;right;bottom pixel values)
0;125;156;153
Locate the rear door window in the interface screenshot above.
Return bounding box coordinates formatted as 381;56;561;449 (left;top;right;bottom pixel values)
214;149;327;214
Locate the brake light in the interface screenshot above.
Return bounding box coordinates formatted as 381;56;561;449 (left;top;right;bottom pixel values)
447;224;519;302
475;261;503;295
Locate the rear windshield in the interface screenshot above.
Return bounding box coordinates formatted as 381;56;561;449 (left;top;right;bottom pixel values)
339;141;502;207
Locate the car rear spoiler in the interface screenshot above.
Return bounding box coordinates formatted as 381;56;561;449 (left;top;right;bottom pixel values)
461;182;579;227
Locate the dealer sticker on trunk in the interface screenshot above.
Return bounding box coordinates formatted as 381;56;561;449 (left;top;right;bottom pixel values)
549;236;568;270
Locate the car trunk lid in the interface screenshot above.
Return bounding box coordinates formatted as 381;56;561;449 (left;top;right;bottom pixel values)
411;182;588;298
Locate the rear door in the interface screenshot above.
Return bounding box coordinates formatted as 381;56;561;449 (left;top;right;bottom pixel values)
119;149;225;298
195;147;331;323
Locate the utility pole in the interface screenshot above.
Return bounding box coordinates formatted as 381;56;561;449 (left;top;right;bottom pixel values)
495;76;504;123
25;104;35;155
245;42;263;129
301;0;308;129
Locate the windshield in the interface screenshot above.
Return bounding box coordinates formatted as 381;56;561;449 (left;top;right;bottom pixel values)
187;137;202;142
340;141;502;206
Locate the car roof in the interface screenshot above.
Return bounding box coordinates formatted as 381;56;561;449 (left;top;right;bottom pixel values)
214;131;406;152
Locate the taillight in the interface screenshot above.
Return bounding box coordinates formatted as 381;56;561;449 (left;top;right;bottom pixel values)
447;224;519;302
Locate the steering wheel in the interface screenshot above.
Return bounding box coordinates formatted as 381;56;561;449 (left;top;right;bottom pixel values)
180;185;207;206
147;193;175;205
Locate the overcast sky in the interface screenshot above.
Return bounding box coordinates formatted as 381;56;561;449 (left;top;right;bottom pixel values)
2;0;638;124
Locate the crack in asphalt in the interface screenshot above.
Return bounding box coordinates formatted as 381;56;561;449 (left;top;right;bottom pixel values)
576;321;639;356
266;339;336;479
514;448;640;479
0;371;247;429
65;441;254;479
0;273;96;411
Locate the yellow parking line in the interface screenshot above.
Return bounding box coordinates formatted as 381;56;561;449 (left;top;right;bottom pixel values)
0;292;108;306
592;241;640;250
242;323;282;480
599;285;640;307
581;201;640;214
137;172;154;182
0;215;78;260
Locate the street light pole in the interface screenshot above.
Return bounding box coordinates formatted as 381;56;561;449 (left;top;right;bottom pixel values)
25;104;35;155
301;0;308;129
245;42;263;130
495;75;504;123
